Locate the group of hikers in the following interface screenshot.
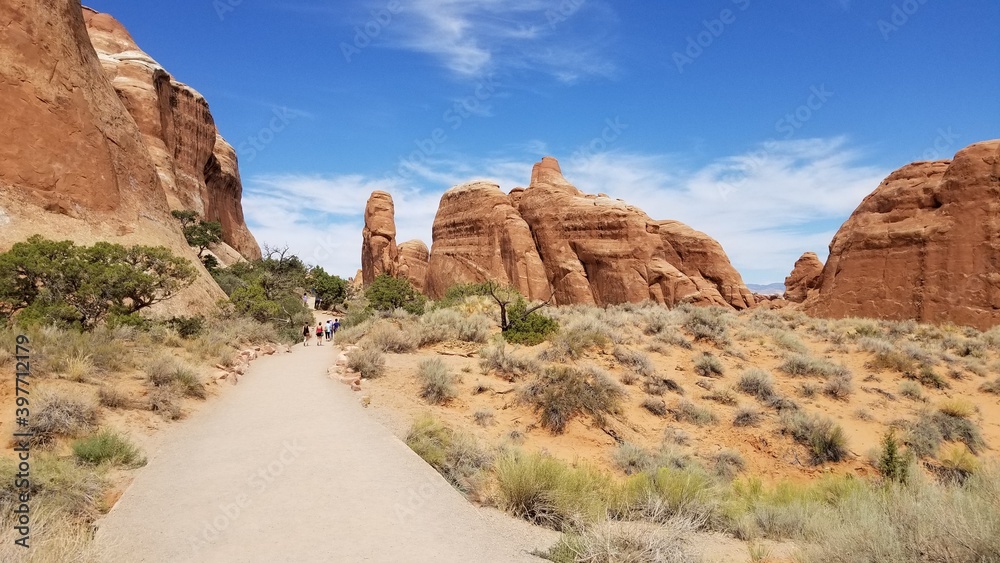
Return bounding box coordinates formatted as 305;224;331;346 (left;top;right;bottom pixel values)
303;318;340;346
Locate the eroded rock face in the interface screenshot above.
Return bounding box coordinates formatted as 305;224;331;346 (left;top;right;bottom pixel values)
784;252;824;303
426;182;550;300
398;240;430;293
656;220;756;309
0;0;166;222
805;140;1000;329
361;191;399;285
83;9;260;260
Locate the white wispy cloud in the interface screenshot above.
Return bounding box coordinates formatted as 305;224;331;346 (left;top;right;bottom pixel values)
243;137;890;284
376;0;618;82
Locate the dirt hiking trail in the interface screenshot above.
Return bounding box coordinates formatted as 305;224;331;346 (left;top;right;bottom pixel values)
94;336;555;562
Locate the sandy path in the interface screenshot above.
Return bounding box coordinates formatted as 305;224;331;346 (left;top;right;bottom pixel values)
94;339;555;562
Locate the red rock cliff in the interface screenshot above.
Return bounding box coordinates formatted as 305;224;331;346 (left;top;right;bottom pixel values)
805;140;1000;329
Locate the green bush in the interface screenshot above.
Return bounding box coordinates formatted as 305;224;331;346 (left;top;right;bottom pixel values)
521;365;624;434
0;236;197;329
72;429;145;467
167;315;204;338
366;274;426;315
503;299;558;345
877;431;911;483
310;266;348;310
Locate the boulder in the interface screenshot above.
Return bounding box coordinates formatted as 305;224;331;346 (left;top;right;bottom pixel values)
783;252;824;303
398;240;430;293
805;140;1000;330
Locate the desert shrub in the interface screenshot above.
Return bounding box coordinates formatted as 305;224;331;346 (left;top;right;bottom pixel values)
148;386;182;420
654;330;694;349
980;377;1000;394
866;348;917;374
619;371;639;386
612;465;720;524
931;408;985;454
682;306;731;345
736;369;775;401
72;429;145;467
733;405;763;427
898;381;923;400
612;346;655;377
28;392;98;446
906;364;950;389
642;376;684;396
97;386;130;409
366;273;426;315
799;382;819;397
364;321;417;353
543;519;698;563
521;365;624;434
703;387;737;406
473;409;495;427
405;415;494;494
541;325;610;361
713;449;746;480
493;452;611;530
938;398;976;419
779;353;849;378
780;411;848;464
670;400;717;426
613;443;658;475
693;352;725;378
641;397;668;417
144;355;204;398
347;347;386;379
765;395;800;412
166;315;204;338
877;431;912;483
478;338;537;381
417;358;457;405
771;330;808;353
822;374;854;400
939;444;980;482
0;453;105;521
503;299;559;346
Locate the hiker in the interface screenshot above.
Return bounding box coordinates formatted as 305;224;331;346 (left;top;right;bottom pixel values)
332;318;341;343
302;293;308;306
324;320;332;341
302;324;311;346
316;323;324;346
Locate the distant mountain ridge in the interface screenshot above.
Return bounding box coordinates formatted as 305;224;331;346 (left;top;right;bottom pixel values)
746;283;785;295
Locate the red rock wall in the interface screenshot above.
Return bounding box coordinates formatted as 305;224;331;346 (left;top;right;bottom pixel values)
805;140;1000;329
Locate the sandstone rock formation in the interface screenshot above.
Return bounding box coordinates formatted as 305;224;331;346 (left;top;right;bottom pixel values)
0;2;259;313
805;140;1000;330
83;9;260;260
398;240;430;294
363;157;752;309
361;191;400;285
425;182;550;300
784;252;824;303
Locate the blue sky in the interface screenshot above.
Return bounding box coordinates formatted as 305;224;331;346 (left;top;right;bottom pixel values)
86;0;999;284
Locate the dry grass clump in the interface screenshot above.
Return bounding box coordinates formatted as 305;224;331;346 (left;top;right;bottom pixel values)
670;399;717;426
478;338;538;381
770;329;808;353
641;397;668;417
417;308;492;345
703;387;738;406
905;405;985;458
612;346;655;377
713;449;746;480
693;352;725;378
72;429;145;467
780;411;848;464
733;405;763;427
822;374;854;400
417;358;457;405
642;376;684;396
473;409;495;427
97;386;130;409
364;321;418;353
543;518;699;563
898;380;923;400
405;415;494;494
144;355;204;398
540;323;611;362
682;305;731;346
905;364;950;389
347;346;386;379
736;369;776;401
28;392;99;446
980;377;1000;394
779;353;849;378
148;386;182;420
521;365;625;434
